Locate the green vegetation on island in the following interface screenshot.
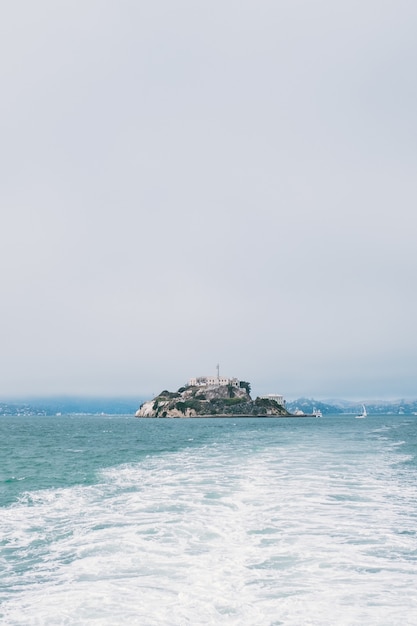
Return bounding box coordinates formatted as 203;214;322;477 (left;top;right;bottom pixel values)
135;382;291;418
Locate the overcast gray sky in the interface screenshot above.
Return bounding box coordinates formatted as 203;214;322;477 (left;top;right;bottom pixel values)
1;1;417;400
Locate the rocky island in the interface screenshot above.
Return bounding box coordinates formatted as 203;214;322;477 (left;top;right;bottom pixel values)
135;376;291;418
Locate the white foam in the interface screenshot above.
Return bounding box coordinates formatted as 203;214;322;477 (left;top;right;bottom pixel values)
1;434;417;625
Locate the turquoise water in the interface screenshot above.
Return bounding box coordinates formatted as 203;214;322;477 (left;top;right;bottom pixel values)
1;415;220;507
1;415;417;625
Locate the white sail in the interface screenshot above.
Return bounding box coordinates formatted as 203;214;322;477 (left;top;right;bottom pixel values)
356;404;367;418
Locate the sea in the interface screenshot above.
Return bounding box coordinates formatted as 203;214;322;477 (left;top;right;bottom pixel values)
1;414;417;626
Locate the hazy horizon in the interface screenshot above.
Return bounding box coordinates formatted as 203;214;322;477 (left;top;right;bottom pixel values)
2;2;416;400
1;389;417;405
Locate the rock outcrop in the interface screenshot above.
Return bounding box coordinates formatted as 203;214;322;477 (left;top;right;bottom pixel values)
135;383;291;418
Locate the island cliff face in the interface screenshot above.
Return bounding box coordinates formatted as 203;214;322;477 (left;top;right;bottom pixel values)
135;384;291;418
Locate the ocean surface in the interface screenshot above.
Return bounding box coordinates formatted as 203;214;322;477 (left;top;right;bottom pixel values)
1;415;417;625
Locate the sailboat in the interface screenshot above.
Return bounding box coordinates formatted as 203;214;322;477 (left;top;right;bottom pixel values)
355;404;367;419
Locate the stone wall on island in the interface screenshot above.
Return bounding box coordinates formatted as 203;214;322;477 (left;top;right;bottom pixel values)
135;382;290;418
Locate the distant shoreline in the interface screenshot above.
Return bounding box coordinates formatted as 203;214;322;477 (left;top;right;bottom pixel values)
136;413;315;419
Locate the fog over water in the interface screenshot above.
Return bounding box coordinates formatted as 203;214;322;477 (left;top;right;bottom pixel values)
1;1;417;399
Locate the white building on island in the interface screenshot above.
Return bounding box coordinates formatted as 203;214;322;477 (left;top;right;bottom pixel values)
260;393;286;407
188;365;241;389
188;376;240;388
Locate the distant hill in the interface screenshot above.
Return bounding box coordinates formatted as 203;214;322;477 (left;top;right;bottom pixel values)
2;395;416;417
0;397;146;416
287;398;417;416
286;398;344;416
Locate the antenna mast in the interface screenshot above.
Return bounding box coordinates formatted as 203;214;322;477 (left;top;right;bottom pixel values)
216;363;220;380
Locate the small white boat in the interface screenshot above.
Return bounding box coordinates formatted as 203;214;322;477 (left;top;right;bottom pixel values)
313;408;323;418
355;404;367;419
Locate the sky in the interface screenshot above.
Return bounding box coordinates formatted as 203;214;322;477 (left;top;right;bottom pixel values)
1;1;417;401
